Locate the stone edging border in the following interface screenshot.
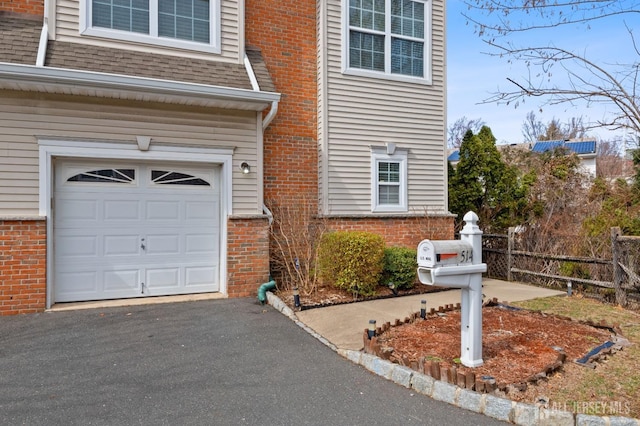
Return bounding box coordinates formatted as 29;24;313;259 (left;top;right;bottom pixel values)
265;291;640;426
363;298;630;394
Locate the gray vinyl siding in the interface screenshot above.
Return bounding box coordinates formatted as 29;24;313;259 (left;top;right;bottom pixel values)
55;0;241;62
0;91;260;215
320;0;447;215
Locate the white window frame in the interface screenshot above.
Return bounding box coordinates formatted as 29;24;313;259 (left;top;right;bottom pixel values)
371;146;408;212
79;0;221;54
342;0;432;85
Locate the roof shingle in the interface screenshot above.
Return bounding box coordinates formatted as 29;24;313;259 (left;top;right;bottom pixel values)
1;13;277;94
0;12;42;65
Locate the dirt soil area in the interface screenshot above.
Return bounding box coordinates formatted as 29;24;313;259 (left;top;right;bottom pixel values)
277;285;446;309
377;306;614;386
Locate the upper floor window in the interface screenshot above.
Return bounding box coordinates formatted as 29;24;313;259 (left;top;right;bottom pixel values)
343;0;431;84
80;0;220;53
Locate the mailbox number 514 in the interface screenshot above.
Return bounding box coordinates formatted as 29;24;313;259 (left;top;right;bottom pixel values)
461;250;473;263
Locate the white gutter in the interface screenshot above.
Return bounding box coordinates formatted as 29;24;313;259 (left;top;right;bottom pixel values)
36;19;48;67
0;62;281;107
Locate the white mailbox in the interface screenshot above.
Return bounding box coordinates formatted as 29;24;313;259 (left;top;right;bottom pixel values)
416;211;487;368
417;240;474;268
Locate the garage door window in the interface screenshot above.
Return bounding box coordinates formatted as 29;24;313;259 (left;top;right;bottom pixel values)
67;168;136;183
151;170;210;186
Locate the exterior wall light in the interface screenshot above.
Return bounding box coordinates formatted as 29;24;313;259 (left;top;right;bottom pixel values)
240;162;251;174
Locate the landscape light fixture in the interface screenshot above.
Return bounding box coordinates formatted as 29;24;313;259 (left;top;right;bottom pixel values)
240;162;250;174
368;319;376;340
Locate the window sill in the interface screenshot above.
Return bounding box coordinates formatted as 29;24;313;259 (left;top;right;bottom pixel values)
80;27;221;55
343;67;432;85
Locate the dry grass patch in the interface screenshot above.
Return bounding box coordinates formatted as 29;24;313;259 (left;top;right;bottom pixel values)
512;296;640;418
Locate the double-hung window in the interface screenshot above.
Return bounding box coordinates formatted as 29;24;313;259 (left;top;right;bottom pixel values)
371;147;408;212
345;0;430;83
80;0;220;53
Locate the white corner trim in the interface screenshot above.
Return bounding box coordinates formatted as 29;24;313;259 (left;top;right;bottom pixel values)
36;19;49;67
244;53;260;92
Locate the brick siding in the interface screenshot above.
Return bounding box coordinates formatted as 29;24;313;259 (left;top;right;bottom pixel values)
226;216;271;298
245;0;319;207
0;219;47;315
326;215;454;248
0;0;44;16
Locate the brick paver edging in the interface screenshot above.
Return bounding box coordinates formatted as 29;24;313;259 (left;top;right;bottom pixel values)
362;298;630;394
265;291;639;426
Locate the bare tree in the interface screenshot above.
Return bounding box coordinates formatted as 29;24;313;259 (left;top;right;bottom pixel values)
597;138;628;180
462;1;640;135
448;116;485;148
523;112;589;142
522;111;545;143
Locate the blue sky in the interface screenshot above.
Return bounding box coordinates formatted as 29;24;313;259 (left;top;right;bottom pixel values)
446;1;638;144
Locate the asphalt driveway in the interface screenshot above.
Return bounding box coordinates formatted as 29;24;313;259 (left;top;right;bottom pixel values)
0;298;504;425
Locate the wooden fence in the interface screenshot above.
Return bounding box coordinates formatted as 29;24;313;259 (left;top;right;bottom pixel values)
482;227;640;307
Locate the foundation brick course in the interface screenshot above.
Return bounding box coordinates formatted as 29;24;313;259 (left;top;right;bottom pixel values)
226;216;270;298
326;215;454;247
0;219;47;315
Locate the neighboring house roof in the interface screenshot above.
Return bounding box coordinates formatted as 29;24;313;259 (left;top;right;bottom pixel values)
0;13;278;109
448;140;597;163
447;151;460;162
531;140;597;156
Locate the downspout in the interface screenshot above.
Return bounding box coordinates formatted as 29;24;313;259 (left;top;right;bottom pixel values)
243;52;280;131
245;52;280;302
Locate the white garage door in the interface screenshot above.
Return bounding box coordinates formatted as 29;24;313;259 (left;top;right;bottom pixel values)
54;160;221;303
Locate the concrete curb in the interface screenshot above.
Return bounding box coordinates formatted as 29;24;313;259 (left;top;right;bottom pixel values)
266;291;640;426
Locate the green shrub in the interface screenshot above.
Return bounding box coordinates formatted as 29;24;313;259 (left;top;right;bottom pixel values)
317;231;385;296
382;247;417;290
559;261;591;280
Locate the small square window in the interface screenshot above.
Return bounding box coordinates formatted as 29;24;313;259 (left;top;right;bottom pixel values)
371;148;408;212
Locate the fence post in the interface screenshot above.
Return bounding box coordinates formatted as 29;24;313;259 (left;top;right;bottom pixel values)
507;227;514;282
611;227;626;307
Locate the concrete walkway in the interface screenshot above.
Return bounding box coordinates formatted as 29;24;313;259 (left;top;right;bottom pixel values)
296;279;566;350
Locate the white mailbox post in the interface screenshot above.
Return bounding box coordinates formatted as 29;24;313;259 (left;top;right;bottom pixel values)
417;211;487;367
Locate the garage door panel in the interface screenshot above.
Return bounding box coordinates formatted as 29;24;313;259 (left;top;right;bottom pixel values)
104;235;142;257
186;266;218;289
55;271;98;301
146;267;180;289
146;234;180;255
146;200;181;221
56;199;99;223
186;201;218;221
57;235;98;258
104;200;142;221
185;233;218;254
104;269;140;293
54;161;221;303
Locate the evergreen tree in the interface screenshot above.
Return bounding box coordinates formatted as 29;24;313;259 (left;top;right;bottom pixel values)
449;126;530;231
